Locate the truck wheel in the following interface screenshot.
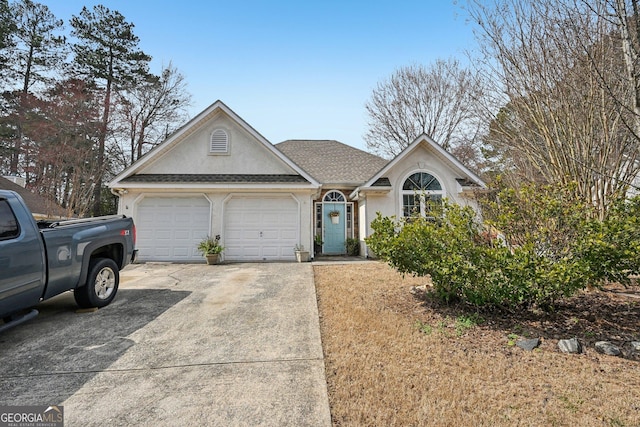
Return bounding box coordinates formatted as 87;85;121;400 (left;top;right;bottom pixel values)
74;258;119;308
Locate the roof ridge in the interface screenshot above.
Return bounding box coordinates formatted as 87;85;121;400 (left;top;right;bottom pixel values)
277;139;341;144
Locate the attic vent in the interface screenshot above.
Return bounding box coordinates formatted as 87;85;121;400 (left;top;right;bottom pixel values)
210;129;229;154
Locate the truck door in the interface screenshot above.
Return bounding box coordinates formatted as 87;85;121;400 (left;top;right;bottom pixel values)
0;197;46;317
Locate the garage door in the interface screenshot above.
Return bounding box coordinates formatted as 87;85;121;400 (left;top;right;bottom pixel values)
224;196;298;261
136;196;211;262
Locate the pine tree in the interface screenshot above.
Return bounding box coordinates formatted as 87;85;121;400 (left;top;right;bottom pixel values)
70;5;151;216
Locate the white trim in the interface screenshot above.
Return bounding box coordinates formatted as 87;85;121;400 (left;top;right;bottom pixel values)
317;189;354;255
323;189;346;202
221;191;299;203
350;134;486;199
111;182;317;191
346;202;354;239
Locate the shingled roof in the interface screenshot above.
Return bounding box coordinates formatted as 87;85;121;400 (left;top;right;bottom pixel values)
275;140;388;186
0;176;69;218
120;174;309;184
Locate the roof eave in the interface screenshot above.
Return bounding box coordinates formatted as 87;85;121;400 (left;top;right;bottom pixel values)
361;134;487;190
458;186;490;196
350;186;392;200
320;181;363;188
111;182;320;191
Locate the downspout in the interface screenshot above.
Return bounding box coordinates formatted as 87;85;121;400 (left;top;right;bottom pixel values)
362;192;369;259
352;188;370;259
311;197;316;260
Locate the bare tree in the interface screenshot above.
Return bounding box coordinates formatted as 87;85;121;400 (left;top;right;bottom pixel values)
610;0;640;137
364;59;484;159
109;63;191;169
467;0;640;217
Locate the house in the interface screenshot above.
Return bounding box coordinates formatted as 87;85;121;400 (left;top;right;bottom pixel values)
108;100;486;262
0;176;69;219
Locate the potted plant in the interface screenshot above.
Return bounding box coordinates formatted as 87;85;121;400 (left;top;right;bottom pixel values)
314;234;323;255
345;237;360;256
197;235;224;264
294;244;310;262
328;210;340;224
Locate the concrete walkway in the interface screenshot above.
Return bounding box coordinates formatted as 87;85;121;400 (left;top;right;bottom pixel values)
312;255;374;265
0;263;331;426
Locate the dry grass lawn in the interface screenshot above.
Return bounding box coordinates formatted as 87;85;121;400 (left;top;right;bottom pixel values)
314;262;640;427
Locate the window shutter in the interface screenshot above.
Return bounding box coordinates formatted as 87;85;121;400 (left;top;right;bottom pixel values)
210;129;229;153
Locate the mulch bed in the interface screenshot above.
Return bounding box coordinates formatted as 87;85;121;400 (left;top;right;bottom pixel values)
403;281;640;359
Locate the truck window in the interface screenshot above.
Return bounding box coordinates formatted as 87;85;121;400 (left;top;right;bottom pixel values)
0;199;20;240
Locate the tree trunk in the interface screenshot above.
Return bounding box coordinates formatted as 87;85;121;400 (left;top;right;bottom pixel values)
92;72;112;217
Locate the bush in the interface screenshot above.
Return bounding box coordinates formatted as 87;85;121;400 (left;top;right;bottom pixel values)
579;195;640;285
345;237;360;256
366;186;640;310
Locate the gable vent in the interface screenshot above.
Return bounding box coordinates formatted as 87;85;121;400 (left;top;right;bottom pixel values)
210;129;229;154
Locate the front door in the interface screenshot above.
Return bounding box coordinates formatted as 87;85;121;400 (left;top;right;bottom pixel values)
323;202;345;254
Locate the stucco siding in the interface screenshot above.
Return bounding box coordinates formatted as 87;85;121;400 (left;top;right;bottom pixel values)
360;142;482;257
141;113;296;175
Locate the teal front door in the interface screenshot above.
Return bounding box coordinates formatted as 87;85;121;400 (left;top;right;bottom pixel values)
324;203;346;254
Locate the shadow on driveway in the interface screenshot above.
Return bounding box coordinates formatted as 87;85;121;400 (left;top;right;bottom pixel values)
0;288;190;405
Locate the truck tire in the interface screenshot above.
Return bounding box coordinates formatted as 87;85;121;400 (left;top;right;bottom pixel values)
74;258;119;308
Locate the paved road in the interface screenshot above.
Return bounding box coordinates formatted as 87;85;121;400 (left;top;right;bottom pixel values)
0;263;331;426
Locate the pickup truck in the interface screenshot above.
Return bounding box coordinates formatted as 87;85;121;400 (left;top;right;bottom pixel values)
0;189;136;331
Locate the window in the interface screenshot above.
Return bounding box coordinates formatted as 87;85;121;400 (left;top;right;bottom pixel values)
0;200;20;240
401;172;444;218
323;191;345;202
209;129;229;154
315;203;322;236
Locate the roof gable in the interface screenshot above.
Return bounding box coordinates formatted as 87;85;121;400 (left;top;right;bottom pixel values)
276;140;387;186
353;134;486;196
109;101;319;188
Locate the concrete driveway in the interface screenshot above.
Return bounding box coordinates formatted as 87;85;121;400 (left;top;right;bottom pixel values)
0;263;331;426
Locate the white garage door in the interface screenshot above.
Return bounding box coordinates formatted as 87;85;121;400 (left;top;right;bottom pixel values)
136;196;211;262
224;196;298;261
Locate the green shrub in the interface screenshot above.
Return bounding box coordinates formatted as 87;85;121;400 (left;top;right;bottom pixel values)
578;195;640;285
366;186;640;310
345;237;360;256
366;214;397;260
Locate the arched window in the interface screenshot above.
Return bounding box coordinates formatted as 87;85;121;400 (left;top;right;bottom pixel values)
401;172;444;218
210;129;229;154
323;190;345;202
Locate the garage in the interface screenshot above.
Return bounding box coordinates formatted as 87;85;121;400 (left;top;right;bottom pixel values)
136;196;211;262
224;195;299;261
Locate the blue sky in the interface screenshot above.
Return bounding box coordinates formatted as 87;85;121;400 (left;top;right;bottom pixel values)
47;1;477;151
